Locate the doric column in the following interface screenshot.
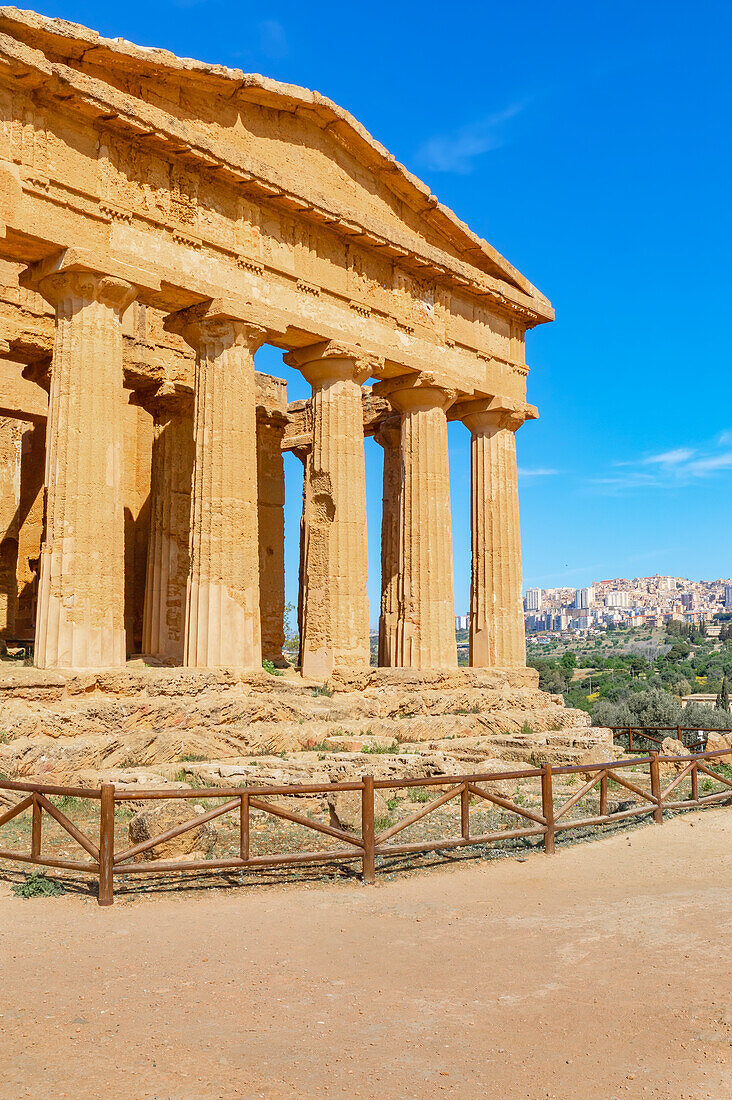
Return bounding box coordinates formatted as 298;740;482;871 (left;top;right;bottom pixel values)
31;270;136;668
285;342;371;679
139;385;194;663
374;415;401;666
256;410;287;665
292;446;312;671
166;302;265;669
456;397;537;669
375;376;457;669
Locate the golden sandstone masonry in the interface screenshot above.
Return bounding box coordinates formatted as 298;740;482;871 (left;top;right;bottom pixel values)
0;8;551;679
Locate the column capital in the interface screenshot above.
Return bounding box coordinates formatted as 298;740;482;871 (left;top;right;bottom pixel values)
284;341;380;388
35;270;137;315
131;382;194;422
455;396;538;434
291;444;312;466
20;246;160;313
165;299;267;354
373;373;457;415
374;414;401;450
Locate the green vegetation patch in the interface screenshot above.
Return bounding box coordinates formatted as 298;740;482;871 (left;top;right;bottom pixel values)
12;872;66;898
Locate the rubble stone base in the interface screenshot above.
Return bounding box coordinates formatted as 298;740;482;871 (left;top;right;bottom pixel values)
0;664;613;790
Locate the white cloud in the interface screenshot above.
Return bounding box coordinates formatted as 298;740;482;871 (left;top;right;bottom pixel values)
416;102;526;174
518;466;559;478
642;447;695;466
258;20;288;60
593;436;732;493
687;451;732;475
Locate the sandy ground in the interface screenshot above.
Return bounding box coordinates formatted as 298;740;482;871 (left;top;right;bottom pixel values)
0;810;730;1100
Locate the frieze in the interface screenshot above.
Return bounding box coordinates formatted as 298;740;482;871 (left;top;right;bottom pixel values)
0;89;531;368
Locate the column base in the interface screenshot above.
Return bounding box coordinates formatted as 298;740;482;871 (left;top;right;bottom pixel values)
35;598;126;670
184;580;261;670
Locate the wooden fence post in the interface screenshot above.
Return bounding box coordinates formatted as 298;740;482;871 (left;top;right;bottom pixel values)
98;783;115;907
629;728;633;753
649;753;663;824
599;773;608;818
691;761;698;803
240;792;250;862
541;762;555;855
460;781;470;841
31;793;42;858
362;774;375;885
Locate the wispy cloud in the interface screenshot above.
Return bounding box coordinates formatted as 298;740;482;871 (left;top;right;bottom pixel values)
258;19;288;59
416;102;527;174
518;466;560;478
642;447;695;466
592;434;732;493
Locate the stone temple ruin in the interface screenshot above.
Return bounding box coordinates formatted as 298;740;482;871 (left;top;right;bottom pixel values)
0;9;610;786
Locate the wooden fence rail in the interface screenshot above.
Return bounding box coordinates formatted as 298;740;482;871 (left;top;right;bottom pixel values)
0;742;730;906
609;725;732;753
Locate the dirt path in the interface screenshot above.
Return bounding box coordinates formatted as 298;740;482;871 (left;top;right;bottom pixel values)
0;810;730;1099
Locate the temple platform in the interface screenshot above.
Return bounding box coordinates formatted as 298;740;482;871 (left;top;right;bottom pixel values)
0;663;612;789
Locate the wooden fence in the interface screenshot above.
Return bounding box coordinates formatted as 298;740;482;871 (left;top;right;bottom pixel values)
609;725;731;752
0;743;730;906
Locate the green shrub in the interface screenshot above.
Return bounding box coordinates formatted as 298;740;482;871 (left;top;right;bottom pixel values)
12;872;65;898
407;786;432;803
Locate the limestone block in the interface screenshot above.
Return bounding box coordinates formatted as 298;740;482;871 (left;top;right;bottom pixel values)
128;799;217;860
704;730;732;760
327;788;389;833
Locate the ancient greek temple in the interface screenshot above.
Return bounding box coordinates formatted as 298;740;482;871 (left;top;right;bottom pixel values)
0;10;553;676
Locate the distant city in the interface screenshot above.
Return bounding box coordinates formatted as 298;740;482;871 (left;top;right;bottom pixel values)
516;575;732;639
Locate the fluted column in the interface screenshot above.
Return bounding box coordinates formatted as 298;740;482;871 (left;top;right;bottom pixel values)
457;398;536;669
32;270;136;668
285;343;370;679
376;376;457;669
292;446;312;671
140;386;194;663
167;302;265;669
375;416;401;666
256;411;286;664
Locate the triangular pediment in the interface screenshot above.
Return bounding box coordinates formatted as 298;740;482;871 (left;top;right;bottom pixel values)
0;7;552;323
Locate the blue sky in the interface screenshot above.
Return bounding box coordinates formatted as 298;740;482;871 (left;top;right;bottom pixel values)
32;0;732;619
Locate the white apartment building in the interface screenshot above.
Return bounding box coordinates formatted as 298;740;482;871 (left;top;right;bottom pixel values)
525;587;543;611
455;614;469;631
575;587;594;609
605;591;630;608
725;584;732;610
